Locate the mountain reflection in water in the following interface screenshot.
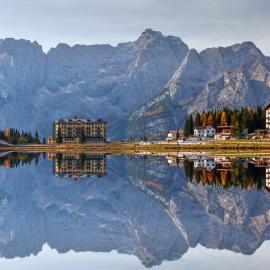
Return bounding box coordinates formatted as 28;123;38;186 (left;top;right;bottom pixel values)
0;151;269;268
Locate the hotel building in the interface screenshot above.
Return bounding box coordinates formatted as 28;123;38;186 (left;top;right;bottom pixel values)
53;117;106;144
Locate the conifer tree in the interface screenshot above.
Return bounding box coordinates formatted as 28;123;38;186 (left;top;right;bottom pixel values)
56;127;63;144
34;130;40;144
183;119;189;137
194;113;201;126
79;128;86;143
188;114;194;135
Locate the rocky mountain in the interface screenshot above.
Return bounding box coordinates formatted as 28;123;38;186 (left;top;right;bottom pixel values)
0;30;269;139
111;41;270;139
0;155;269;267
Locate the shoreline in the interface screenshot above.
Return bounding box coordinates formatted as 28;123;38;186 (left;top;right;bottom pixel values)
1;140;270;156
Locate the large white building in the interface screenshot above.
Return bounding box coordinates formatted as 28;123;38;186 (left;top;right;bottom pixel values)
266;105;270;129
194;126;216;138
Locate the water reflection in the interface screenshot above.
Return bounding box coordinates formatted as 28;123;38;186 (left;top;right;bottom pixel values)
48;152;106;179
0;152;269;269
0;151;41;168
166;155;270;192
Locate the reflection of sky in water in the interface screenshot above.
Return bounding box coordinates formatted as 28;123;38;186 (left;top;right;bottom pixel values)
0;153;269;269
0;242;269;270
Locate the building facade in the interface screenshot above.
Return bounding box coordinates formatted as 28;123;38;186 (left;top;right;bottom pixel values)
166;130;183;141
47;136;56;144
214;126;235;140
194;126;216;138
54;117;106;143
266;104;270;129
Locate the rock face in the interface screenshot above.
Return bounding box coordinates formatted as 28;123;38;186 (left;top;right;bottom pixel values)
0;156;269;268
0;29;188;135
0;30;269;138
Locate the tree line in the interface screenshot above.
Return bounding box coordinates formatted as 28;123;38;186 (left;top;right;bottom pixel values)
0;128;46;145
183;106;266;137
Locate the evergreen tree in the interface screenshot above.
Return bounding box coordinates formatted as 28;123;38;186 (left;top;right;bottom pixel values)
183;119;189;137
79;128;86;143
188;114;194;135
0;131;5;140
34;130;40;144
194;113;201;126
56;127;63;144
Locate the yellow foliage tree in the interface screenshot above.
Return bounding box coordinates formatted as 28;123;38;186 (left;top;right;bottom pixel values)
221;111;228;126
201;112;207;128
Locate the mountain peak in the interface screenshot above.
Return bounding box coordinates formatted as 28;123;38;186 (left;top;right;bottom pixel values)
141;28;162;38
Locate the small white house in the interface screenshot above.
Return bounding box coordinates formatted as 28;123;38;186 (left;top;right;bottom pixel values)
166;130;183;141
194;126;216;138
203;126;216;138
194;127;204;137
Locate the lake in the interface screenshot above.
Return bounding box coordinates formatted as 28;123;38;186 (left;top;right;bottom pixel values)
0;152;269;270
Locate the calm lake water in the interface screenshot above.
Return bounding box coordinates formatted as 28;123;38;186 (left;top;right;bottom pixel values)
0;152;269;270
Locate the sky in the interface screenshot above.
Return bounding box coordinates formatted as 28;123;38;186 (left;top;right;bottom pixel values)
0;242;269;270
0;0;269;55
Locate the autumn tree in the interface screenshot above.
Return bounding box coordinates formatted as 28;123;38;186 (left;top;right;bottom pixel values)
207;113;215;126
221;111;228;126
201;112;207;127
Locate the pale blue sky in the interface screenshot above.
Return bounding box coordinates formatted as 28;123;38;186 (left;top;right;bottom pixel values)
0;0;269;54
0;242;270;270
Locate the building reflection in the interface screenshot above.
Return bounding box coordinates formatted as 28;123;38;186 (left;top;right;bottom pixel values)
48;152;107;179
166;155;270;191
